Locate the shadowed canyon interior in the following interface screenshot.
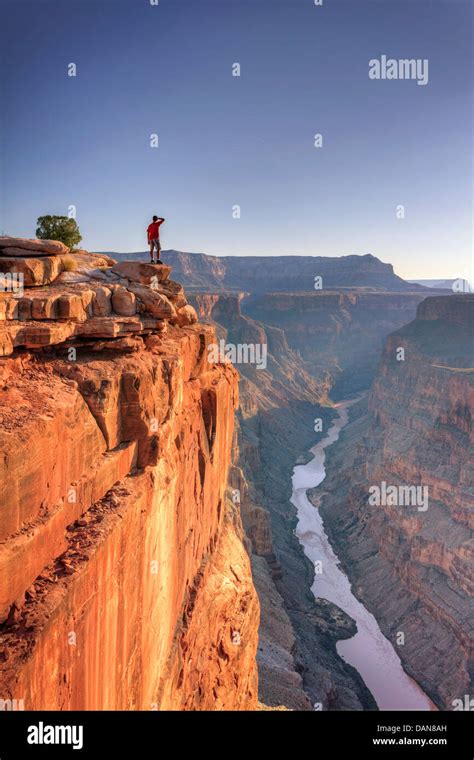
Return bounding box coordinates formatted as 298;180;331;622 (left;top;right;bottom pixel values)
0;242;472;711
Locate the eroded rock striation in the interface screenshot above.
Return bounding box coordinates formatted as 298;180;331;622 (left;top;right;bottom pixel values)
314;294;474;709
0;241;259;710
244;291;430;396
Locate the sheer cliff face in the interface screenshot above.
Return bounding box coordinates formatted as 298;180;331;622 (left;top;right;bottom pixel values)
0;247;259;710
316;295;474;709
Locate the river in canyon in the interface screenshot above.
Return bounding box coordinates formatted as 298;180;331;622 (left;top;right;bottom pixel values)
291;398;435;711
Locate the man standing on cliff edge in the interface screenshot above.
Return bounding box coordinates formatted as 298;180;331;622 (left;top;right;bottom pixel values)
147;215;165;264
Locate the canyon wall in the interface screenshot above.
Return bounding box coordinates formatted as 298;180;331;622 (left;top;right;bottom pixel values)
244;291;428;396
0;243;259;710
191;292;377;710
315;294;473;709
191;287;472;710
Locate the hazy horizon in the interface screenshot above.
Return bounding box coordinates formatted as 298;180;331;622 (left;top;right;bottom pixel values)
95;248;470;285
2;0;472;281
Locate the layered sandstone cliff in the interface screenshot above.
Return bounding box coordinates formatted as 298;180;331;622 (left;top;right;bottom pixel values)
245;291;429;396
314;294;473;709
0;239;259;710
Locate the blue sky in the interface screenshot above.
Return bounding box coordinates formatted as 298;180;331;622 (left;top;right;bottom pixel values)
1;0;472;279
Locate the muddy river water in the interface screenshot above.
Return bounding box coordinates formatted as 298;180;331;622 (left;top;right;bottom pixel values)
291;399;435;710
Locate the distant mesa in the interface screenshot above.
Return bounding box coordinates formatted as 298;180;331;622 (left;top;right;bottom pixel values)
100;250;430;293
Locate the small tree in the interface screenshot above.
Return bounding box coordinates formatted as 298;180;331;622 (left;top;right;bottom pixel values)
36;215;82;250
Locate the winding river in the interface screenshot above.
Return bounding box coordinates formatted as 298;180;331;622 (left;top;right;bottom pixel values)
291;399;435;711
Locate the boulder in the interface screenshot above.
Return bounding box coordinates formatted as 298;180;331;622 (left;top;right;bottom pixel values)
17;299;32;321
2;298;18;320
0;256;63;287
65;251;116;273
111;286;137;316
111;261;172;285
3;297;32;321
160;279;187;308
31;295;58;320
92;286;112;317
79;289;95;315
0;237;69;255
127;283;176;319
75;250;116;267
56;272;92;285
173;304;198;327
1;247;55;259
57;293;88;320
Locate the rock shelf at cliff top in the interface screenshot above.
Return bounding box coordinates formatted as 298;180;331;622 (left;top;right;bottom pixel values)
0;240;199;356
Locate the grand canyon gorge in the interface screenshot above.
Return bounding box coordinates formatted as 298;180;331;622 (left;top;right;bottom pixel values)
1;3;472;756
0;240;471;714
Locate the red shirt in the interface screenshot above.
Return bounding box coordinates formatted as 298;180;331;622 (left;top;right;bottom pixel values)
147;220;164;241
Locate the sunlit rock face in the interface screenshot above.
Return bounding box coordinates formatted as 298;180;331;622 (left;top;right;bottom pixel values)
0;241;259;711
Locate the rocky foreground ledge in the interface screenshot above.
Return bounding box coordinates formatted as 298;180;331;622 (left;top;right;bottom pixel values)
0;236;199;356
0;238;259;710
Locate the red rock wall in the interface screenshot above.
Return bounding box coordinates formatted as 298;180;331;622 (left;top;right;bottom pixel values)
0;324;259;710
